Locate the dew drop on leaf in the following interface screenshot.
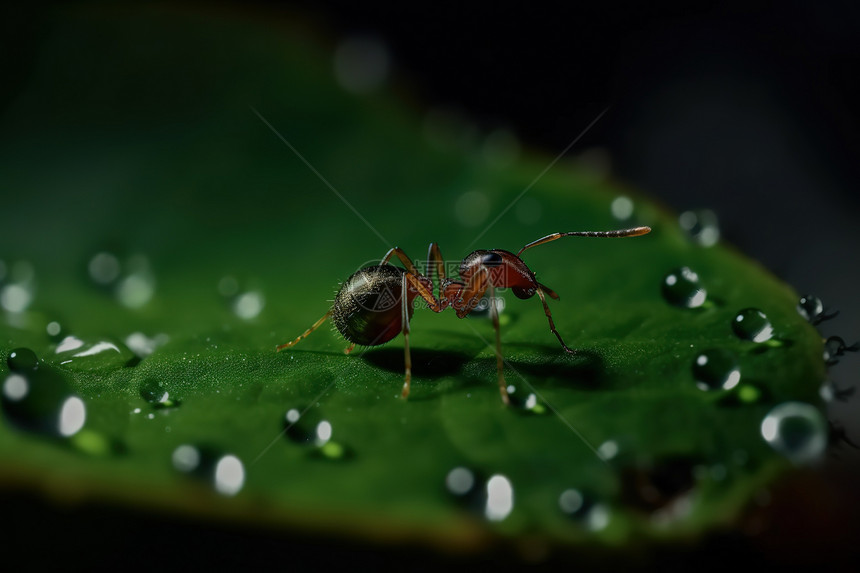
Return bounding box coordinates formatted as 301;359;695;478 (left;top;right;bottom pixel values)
760;402;826;465
661;267;707;308
796;295;823;322
692;348;740;391
732;308;774;343
7;347;38;371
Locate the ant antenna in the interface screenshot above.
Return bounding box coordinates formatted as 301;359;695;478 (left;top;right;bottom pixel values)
516;226;651;257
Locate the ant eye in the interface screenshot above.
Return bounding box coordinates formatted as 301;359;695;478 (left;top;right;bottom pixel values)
481;252;503;268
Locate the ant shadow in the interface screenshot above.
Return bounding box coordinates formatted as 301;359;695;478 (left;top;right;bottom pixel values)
363;347;476;378
361;342;605;397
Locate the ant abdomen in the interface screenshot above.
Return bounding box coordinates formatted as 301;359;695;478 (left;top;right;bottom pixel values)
331;265;409;347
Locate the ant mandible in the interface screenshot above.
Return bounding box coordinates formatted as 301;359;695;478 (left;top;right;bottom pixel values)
277;226;651;404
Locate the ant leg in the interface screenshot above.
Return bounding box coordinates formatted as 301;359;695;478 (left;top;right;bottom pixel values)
454;267;490;319
404;273;444;312
489;284;510;405
400;278;413;399
380;247;421;275
277;311;332;351
536;288;575;354
427;242;445;281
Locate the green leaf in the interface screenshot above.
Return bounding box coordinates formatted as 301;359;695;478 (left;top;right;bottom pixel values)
0;5;827;556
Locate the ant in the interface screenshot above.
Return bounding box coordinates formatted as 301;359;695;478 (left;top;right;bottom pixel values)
277;226;651;404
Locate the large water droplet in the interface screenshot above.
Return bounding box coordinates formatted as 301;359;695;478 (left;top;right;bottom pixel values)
1;283;34;313
232;290;265;320
172;444;245;496
679;209;720;247
661;267;707;308
732;308;774;343
761;402;827;464
1;367;86;438
610;196;634;221
484;474;514;522
7;347;38;371
53;336;136;370
692;348;740;391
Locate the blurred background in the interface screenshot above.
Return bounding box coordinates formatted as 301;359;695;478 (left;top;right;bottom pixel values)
2;0;859;567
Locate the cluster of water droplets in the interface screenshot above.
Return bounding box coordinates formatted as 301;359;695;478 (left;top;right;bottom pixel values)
655;215;829;467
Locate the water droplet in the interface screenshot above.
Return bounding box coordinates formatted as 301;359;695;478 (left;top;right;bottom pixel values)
139;378;180;409
283;407;349;459
333;35;389;94
484;474;514;522
171;444;245;496
732;308;774;343
558;489;610;531
1;367;86;438
45;321;65;340
761;402;827;465
597;440;619;460
611;196;634;220
823;336;859;365
214;455;245;496
232;291;265;320
7;347;38;371
444;466;488;512
661;267;707;308
88;252;121;285
692;348;740;391
679;209;720;247
454;190;490;228
505;384;545;414
54;336;136;370
796;295;823;322
1;283;34;313
446;466;476;496
284;407;330;446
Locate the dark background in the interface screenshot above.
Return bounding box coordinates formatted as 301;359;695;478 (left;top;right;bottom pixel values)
2;0;859;568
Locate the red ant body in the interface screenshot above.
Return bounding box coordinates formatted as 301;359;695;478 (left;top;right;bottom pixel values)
278;226;651;404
